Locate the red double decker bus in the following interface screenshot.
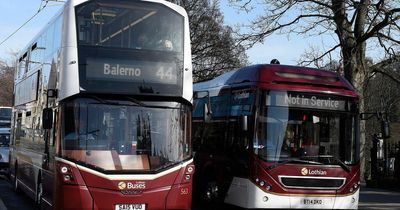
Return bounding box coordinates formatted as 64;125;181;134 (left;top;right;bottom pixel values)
10;0;194;209
193;64;360;209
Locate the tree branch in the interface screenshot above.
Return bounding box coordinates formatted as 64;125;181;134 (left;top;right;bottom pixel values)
377;32;400;44
366;0;385;32
369;55;400;84
240;13;333;47
358;7;400;43
299;0;332;9
299;43;341;66
371;68;400;84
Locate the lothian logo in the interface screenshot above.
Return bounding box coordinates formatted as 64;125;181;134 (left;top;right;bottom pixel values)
301;168;327;176
301;168;308;175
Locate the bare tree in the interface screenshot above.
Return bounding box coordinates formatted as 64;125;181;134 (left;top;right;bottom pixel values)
369;55;400;84
364;60;400;179
298;45;342;70
230;0;399;180
169;0;248;81
0;59;14;106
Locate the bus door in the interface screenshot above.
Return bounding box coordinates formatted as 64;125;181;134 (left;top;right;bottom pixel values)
42;107;58;208
227;116;250;175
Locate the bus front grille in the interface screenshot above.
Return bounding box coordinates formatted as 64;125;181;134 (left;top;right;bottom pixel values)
278;176;346;190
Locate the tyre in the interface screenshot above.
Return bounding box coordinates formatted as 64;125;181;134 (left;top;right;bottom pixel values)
36;178;43;206
204;180;219;204
14;164;20;193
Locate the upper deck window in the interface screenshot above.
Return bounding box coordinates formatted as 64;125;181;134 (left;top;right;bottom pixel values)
76;0;184;53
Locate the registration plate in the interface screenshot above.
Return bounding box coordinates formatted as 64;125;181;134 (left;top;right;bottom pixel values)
303;199;323;205
115;204;146;210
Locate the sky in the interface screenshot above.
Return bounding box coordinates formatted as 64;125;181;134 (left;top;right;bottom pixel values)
0;0;383;66
0;0;65;64
218;1;339;65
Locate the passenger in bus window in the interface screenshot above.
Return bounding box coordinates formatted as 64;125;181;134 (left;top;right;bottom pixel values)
135;33;151;49
135;32;173;51
158;39;173;51
155;18;175;51
165;40;173;50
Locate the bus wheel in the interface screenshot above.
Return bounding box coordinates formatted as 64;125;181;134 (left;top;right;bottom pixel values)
204;180;219;204
14;165;20;193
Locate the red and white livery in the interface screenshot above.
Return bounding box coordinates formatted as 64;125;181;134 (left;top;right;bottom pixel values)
10;0;194;209
193;64;360;209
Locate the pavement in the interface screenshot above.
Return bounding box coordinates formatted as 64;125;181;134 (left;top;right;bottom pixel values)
358;183;400;210
0;195;6;209
0;198;6;210
1;177;400;210
0;175;8;210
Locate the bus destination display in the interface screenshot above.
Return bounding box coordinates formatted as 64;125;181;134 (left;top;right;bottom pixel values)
268;92;347;111
86;58;178;85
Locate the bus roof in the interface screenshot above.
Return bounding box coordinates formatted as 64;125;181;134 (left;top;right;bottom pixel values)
194;64;357;97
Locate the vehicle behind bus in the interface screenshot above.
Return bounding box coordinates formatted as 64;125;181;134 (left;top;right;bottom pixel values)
0;127;11;174
10;0;193;209
192;64;360;209
0;107;12;128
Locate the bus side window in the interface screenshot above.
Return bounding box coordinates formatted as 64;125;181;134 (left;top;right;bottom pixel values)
15;112;23;144
228;118;249;176
192;122;202;151
229;119;249;153
17;53;28;79
52;109;58;146
198;122;225;153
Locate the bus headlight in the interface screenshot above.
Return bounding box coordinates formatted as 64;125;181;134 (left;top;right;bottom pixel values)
57;163;77;185
61;166;69;174
63;175;72;182
181;164;195;183
187;166;194;174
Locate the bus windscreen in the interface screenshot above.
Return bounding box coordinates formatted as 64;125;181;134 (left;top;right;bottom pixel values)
61;98;191;173
255;91;359;166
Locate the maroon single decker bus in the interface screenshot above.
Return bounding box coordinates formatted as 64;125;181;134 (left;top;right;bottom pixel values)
193;64;360;209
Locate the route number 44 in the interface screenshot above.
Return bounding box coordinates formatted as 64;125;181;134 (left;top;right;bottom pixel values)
156;67;173;80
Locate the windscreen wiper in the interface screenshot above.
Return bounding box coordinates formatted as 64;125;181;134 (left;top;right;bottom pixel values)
323;155;351;172
87;129;100;136
267;159;323;171
125;96;146;106
87;95;120;105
